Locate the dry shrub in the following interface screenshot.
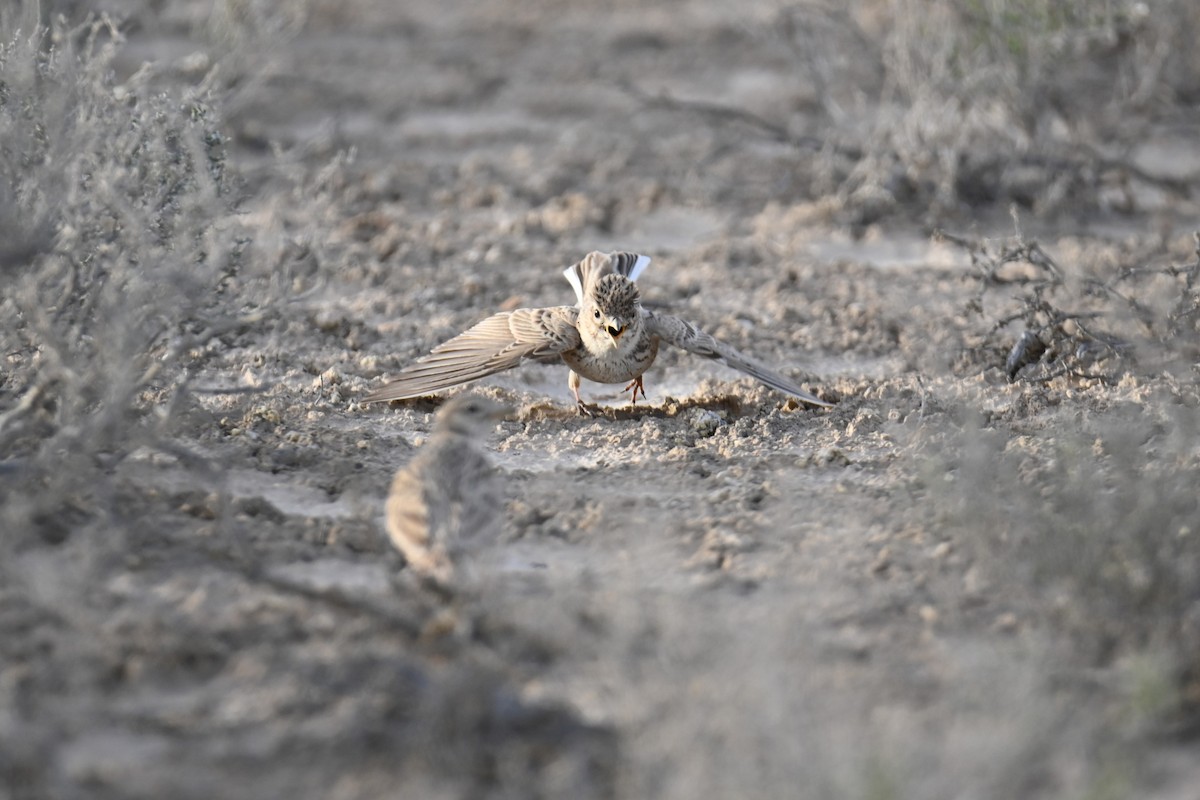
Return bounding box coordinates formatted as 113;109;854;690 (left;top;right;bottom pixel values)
935;404;1200;734
927;216;1200;736
0;11;241;548
940;221;1200;384
629;1;1200;222
859;0;1197;217
772;0;1200;222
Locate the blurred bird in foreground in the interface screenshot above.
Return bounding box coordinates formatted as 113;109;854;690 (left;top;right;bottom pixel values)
385;394;510;586
362;251;831;415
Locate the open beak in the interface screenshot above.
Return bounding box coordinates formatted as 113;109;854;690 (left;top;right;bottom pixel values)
606;323;625;347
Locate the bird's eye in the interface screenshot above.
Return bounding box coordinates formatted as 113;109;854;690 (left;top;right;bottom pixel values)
593;309;601;320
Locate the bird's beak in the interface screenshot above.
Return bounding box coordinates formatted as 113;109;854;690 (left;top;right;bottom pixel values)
606;323;625;347
490;404;514;422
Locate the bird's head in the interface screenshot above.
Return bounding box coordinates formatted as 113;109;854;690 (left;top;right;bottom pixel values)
583;273;641;349
436;394;512;437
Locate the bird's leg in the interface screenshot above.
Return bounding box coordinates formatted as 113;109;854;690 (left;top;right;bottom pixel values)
623;375;646;404
569;370;594;417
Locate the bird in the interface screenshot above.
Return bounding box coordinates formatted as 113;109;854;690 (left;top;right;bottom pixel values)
362;251;831;415
385;394;510;586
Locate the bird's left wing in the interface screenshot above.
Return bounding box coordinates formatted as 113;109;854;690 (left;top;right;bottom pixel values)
362;306;581;403
645;310;832;408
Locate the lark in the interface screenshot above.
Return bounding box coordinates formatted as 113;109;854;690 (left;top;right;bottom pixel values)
363;251;831;414
385;394;509;586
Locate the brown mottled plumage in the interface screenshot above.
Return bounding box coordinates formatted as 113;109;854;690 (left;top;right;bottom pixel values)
362;251;831;414
385;394;509;585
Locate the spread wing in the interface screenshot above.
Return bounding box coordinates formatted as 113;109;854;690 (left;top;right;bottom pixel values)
645;311;832;408
563;251;651;304
362;307;581;403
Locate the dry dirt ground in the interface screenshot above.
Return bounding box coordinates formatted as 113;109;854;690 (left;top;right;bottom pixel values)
4;1;1200;798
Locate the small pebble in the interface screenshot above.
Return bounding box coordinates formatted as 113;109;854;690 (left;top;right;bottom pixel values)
690;409;723;437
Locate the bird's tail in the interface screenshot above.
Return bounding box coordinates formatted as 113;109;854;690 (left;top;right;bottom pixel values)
563;251;651;304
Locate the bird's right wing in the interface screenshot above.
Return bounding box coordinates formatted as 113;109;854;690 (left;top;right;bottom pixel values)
362;307;581;403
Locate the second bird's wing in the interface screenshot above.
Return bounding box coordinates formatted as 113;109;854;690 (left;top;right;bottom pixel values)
386;463;441;573
645;311;832;408
363;306;581;403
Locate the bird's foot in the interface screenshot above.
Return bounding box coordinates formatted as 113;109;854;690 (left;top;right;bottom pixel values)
623;376;646;404
571;384;597;417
